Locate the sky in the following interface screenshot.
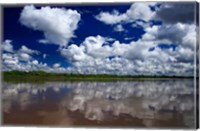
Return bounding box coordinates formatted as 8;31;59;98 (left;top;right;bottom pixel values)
2;2;198;76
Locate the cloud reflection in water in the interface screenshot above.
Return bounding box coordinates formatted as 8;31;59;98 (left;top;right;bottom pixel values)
3;79;195;127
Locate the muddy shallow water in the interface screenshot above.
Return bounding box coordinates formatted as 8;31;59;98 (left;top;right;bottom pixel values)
2;79;195;128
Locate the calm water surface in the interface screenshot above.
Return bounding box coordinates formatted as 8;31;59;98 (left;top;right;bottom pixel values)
2;79;195;128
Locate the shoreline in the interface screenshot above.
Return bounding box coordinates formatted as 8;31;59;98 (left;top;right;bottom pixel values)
2;71;195;83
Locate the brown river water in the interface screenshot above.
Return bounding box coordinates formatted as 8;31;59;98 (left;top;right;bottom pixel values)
2;79;196;129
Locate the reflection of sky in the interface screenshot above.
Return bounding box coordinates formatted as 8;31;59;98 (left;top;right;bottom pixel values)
2;79;195;128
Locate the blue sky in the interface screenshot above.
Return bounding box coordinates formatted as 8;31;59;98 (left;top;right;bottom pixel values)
2;2;198;76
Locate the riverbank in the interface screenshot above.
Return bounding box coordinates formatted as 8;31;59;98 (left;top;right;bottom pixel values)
2;71;194;83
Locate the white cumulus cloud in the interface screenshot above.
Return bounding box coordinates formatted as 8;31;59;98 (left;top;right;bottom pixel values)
53;63;60;68
95;3;155;25
59;34;194;76
19;45;40;55
2;40;14;53
20;5;81;47
2;40;50;72
114;24;125;32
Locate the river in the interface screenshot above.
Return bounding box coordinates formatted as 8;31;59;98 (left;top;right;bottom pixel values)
2;79;195;128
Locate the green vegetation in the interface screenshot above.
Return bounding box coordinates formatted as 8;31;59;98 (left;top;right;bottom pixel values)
2;70;193;83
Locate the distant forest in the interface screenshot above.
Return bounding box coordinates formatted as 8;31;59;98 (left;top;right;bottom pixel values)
2;71;194;83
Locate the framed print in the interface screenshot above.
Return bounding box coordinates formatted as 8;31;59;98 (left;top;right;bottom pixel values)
1;1;199;130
